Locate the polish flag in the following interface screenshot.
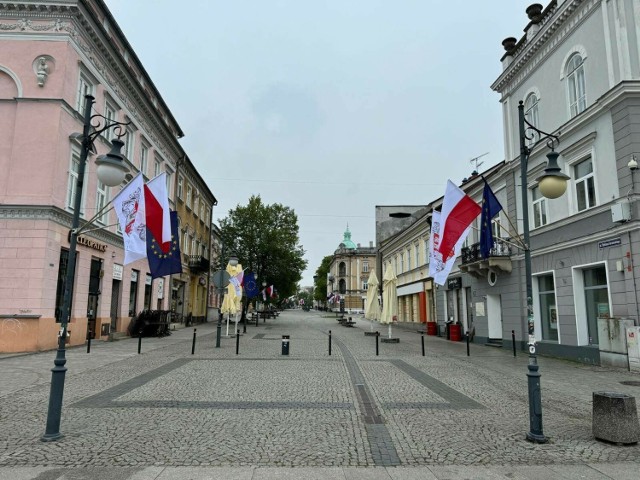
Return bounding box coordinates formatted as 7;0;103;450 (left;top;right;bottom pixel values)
144;173;171;253
438;180;481;261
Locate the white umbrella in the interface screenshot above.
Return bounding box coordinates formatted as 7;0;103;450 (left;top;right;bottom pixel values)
380;264;398;339
225;263;243;335
364;270;381;332
220;283;237;336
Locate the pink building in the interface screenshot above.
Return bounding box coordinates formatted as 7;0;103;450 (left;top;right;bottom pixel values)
0;1;209;352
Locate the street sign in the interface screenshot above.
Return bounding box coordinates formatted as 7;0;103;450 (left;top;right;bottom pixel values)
212;270;230;289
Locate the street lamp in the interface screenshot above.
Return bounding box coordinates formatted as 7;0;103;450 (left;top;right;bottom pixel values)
313;275;318;310
261;281;267;322
518;100;569;444
42;94;130;442
215;252;237;346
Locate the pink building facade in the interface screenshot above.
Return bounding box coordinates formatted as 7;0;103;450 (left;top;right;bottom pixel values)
0;1;197;352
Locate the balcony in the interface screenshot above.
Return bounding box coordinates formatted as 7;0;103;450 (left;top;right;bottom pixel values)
188;255;210;273
460;239;512;278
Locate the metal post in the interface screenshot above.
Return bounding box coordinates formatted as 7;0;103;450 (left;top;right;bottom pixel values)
512;330;517;357
421;333;425;356
519;102;547;444
41;95;94;442
192;328;197;355
329;330;332;356
375;331;379;356
137;330;143;354
216;286;223;348
86;331;92;354
466;331;470;357
236;329;240;355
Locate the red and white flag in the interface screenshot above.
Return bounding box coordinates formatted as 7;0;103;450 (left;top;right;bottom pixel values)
438;180;481;261
144;173;171;253
113;173;147;265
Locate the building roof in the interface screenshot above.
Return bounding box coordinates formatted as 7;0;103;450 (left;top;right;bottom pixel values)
339;226;357;250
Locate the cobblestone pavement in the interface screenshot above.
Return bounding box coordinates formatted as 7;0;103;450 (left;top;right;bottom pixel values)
1;311;640;479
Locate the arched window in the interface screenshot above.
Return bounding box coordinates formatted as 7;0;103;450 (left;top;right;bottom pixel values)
566;53;586;117
524;93;539;146
339;279;346;294
338;262;346;277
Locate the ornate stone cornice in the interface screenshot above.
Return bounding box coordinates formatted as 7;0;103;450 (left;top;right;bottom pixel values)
0;204;124;247
491;0;599;97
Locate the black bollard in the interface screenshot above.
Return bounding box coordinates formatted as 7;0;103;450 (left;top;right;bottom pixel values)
466;331;470;357
243;316;247;334
421;333;425;356
329;330;332;356
236;329;240;355
86;330;92;354
375;331;379;356
512;330;517;357
192;328;197;355
137;330;143;354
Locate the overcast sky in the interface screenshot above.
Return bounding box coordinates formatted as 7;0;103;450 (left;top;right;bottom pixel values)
104;0;534;286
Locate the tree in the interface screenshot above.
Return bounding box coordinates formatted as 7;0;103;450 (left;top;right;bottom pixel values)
313;255;333;306
218;195;307;301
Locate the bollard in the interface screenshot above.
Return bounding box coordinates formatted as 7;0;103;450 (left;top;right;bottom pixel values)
137;330;143;354
281;335;290;355
466;331;470;357
329;330;332;356
192;328;197;355
512;330;517;357
421;333;425;356
243;316;247;334
375;331;379;356
236;329;240;355
86;330;92;354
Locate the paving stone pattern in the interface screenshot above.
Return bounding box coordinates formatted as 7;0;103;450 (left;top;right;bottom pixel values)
0;312;639;470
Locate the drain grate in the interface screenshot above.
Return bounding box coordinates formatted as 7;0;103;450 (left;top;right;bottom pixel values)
620;381;640;387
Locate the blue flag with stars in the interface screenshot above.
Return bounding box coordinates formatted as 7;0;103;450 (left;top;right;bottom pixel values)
244;272;259;298
479;180;503;259
147;210;182;279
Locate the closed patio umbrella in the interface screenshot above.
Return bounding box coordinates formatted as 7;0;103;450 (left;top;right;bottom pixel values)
380;264;398;339
364;270;381;332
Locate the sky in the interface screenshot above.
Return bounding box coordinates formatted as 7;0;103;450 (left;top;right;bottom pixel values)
104;0;535;287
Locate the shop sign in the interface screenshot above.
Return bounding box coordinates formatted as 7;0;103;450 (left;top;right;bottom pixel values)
145;274;152;285
113;264;123;280
447;277;462;290
157;278;164;299
131;270;138;282
598;238;621;249
68;231;107;252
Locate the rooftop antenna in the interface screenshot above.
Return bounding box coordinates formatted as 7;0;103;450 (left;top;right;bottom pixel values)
469;152;489;174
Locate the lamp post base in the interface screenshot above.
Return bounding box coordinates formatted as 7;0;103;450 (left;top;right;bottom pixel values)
525;431;548;444
526;353;547;443
215;317;222;348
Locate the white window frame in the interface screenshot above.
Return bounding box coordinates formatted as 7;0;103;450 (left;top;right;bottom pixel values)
66;147;87;216
186;185;193;209
76;70;95;113
124;126;135;162
363;280;369;291
524;92;539;146
415;244;420;268
573;157;596;212
182;231;189;255
571;261;611;346
363;261;369;273
139;141;149;177
154;159;161;178
406;249;411;271
566;53;586;118
95;179;108;225
103;100;118;140
531;185;548;229
177;175;184;200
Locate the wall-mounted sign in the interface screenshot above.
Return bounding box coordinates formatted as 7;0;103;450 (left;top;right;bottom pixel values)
131;270;138;282
145;274;152;285
447;277;462;290
157;278;164;299
113;264;123;280
68;231;107;252
598;238;621;249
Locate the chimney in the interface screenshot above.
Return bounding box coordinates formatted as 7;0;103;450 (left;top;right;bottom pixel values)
501;37;517;69
357;243;361;248
369;241;373;248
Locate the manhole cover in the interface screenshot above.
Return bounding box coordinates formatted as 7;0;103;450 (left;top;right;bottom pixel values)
620;381;640;387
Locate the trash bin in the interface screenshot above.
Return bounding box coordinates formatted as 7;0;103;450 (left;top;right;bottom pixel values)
281;335;290;355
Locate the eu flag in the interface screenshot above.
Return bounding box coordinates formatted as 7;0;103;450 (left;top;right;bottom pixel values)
244;272;259;298
479;180;503;259
147;210;182;279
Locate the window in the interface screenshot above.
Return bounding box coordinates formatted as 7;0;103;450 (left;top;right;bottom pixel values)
165;171;172;198
339;279;346;294
177;176;184;200
191;236;196;256
524;93;539;146
139;142;149;177
574;157;595;211
399;254;403;274
338;262;346;277
129;270;139;316
425;239;429;265
415;245;420;268
154;159;161;178
124;127;135;162
363;261;369;273
538;274;558;342
193;196;199;217
406;250;411;271
532;186;547;228
95;180;108;225
584;266;608;345
76;70;94;113
103;101;117;140
66;148;87;215
182;231;189;255
566;53;586;117
200;201;205;220
186;185;192;209
363;280;368;291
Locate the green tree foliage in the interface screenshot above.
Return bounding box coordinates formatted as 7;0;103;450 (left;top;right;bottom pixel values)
219;195;307;300
313;255;333;304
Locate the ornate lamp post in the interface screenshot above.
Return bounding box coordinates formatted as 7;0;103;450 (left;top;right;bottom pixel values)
42;94;130;442
261;281;267;321
518;100;569;443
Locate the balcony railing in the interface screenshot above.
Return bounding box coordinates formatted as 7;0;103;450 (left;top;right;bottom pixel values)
460;238;512;277
188;255;210;273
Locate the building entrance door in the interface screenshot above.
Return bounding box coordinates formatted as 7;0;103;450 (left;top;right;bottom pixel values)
110;279;121;335
87;258;102;340
487;294;503;340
